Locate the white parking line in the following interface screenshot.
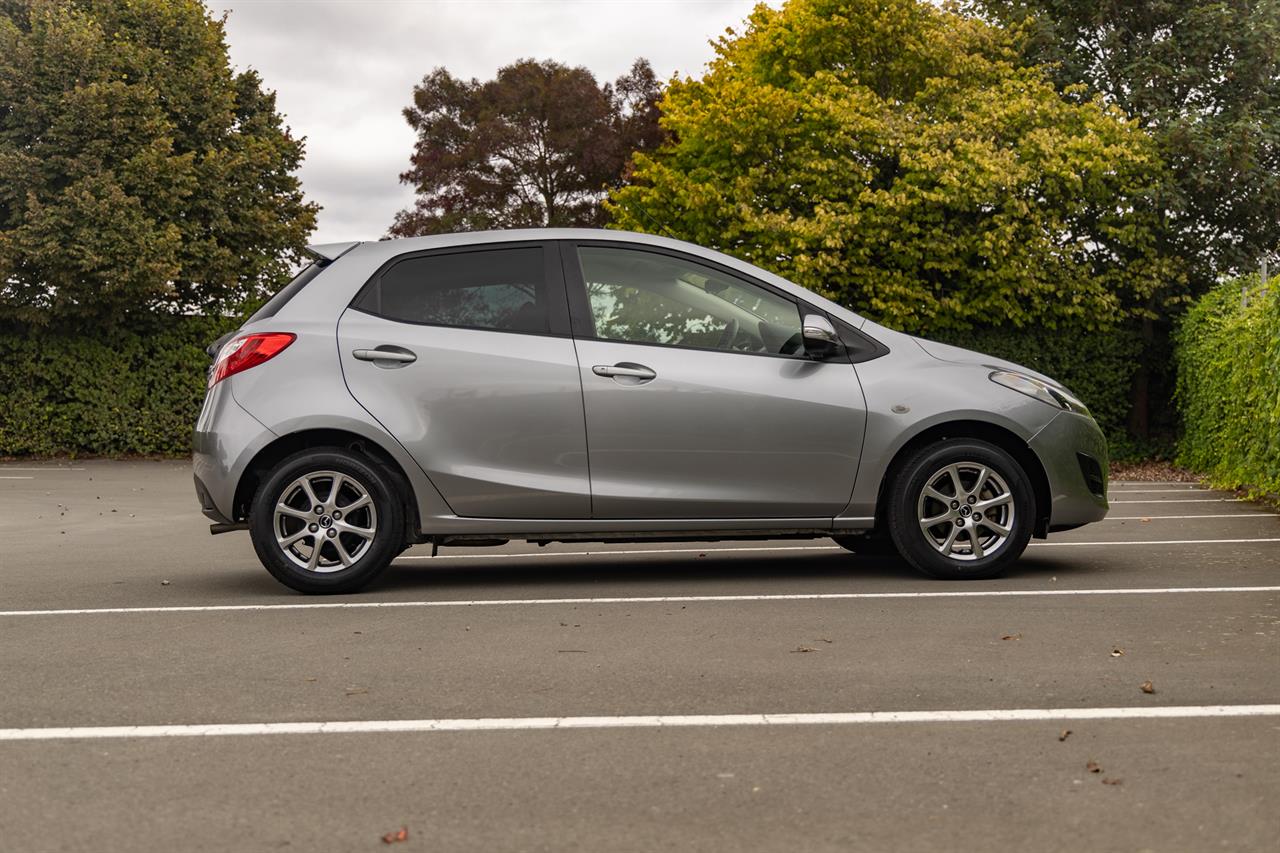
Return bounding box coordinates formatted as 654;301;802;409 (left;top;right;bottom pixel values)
391;537;1280;563
1110;498;1245;504
0;476;34;480
1105;514;1272;520
0;467;85;471
1032;537;1280;547
2;586;1276;618
1109;488;1211;493
2;704;1276;741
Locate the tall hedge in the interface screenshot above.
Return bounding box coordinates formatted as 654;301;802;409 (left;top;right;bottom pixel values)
931;323;1144;459
1175;275;1280;497
0;316;236;457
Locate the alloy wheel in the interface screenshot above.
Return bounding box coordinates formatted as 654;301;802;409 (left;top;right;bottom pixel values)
916;461;1015;561
272;470;378;573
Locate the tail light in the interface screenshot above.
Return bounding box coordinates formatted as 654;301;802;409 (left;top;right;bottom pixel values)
209;333;296;387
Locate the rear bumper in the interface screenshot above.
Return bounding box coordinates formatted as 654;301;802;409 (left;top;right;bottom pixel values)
193;473;232;524
1029;411;1109;529
192;380;275;523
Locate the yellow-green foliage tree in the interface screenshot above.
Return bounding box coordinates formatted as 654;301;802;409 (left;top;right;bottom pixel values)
609;0;1178;335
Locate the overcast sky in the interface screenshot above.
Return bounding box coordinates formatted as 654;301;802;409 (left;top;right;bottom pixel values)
209;0;768;244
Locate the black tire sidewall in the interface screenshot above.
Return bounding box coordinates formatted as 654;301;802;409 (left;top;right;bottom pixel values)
249;449;404;594
887;440;1034;580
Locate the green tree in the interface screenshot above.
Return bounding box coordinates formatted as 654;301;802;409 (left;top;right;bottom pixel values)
0;0;318;326
971;0;1280;285
392;58;663;236
608;0;1178;336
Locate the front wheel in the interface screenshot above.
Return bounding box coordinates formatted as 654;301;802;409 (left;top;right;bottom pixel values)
886;440;1035;580
249;449;405;594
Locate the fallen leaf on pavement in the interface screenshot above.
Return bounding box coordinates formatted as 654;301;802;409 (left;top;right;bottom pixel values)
382;827;409;844
1101;778;1123;786
791;646;818;653
1058;729;1071;742
1141;680;1155;694
1140;517;1151;523
160;580;171;586
1086;760;1102;773
1110;648;1125;657
345;687;368;696
1001;633;1022;641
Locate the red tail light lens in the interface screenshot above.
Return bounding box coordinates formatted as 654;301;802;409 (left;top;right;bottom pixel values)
209;333;296;387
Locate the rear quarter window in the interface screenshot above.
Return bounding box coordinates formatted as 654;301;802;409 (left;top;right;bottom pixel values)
247;263;325;323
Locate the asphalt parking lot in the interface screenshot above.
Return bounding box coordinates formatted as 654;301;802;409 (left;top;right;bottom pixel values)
1;460;1277;852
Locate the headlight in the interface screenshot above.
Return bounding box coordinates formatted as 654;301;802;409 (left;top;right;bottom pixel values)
989;370;1090;417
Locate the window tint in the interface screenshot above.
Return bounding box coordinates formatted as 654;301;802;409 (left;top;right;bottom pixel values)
576;247;804;356
358;247;550;334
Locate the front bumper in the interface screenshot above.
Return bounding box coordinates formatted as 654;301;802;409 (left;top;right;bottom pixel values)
1028;411;1109;529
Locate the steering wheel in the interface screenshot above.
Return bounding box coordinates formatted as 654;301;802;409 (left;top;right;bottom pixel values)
716;318;740;350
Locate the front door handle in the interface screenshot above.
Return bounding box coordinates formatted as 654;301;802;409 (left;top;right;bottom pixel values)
353;347;417;365
592;363;656;381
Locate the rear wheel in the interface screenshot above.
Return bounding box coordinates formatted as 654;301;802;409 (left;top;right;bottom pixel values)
249;449;404;594
886;439;1034;580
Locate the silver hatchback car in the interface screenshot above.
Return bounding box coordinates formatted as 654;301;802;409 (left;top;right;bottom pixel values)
194;229;1108;593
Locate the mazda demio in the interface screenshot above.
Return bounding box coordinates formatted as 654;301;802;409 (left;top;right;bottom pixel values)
193;229;1108;593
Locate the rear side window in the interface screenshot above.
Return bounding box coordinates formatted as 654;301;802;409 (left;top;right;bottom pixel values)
355;246;551;334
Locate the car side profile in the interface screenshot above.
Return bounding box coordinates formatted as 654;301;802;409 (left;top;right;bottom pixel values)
193;229;1108;594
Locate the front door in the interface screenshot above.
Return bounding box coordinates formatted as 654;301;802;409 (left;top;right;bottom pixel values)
338;242;590;519
564;243;866;519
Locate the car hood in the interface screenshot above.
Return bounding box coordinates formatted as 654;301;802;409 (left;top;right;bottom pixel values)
911;337;1063;389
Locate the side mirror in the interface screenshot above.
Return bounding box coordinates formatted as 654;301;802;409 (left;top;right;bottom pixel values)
801;314;841;360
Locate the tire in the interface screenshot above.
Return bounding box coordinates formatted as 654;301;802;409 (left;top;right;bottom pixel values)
831;534;900;557
885;439;1034;580
249;448;405;594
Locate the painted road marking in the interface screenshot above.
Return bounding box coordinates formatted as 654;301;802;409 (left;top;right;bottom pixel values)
2;586;1277;618
1110;498;1245;504
0;476;34;480
397;537;1279;561
1109;488;1211;493
2;705;1276;741
1104;514;1272;520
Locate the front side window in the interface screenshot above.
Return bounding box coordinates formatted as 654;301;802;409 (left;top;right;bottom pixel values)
576;246;804;356
356;246;550;334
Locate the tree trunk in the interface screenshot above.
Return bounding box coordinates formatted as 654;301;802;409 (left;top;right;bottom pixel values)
1128;315;1153;441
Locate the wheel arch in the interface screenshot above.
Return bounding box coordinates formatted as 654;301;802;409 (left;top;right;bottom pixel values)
233;428;421;546
873;420;1052;539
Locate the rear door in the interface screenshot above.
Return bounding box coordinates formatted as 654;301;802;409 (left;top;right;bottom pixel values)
337;242;590;518
563;241;866;519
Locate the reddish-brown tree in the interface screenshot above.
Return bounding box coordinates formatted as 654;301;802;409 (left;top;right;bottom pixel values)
391;58;663;236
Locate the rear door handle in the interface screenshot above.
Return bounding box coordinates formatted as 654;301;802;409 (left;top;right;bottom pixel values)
353;347;417;365
592;363;656;381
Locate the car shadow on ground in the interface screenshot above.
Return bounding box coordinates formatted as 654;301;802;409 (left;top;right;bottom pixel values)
370;549;1085;594
188;549;1086;599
